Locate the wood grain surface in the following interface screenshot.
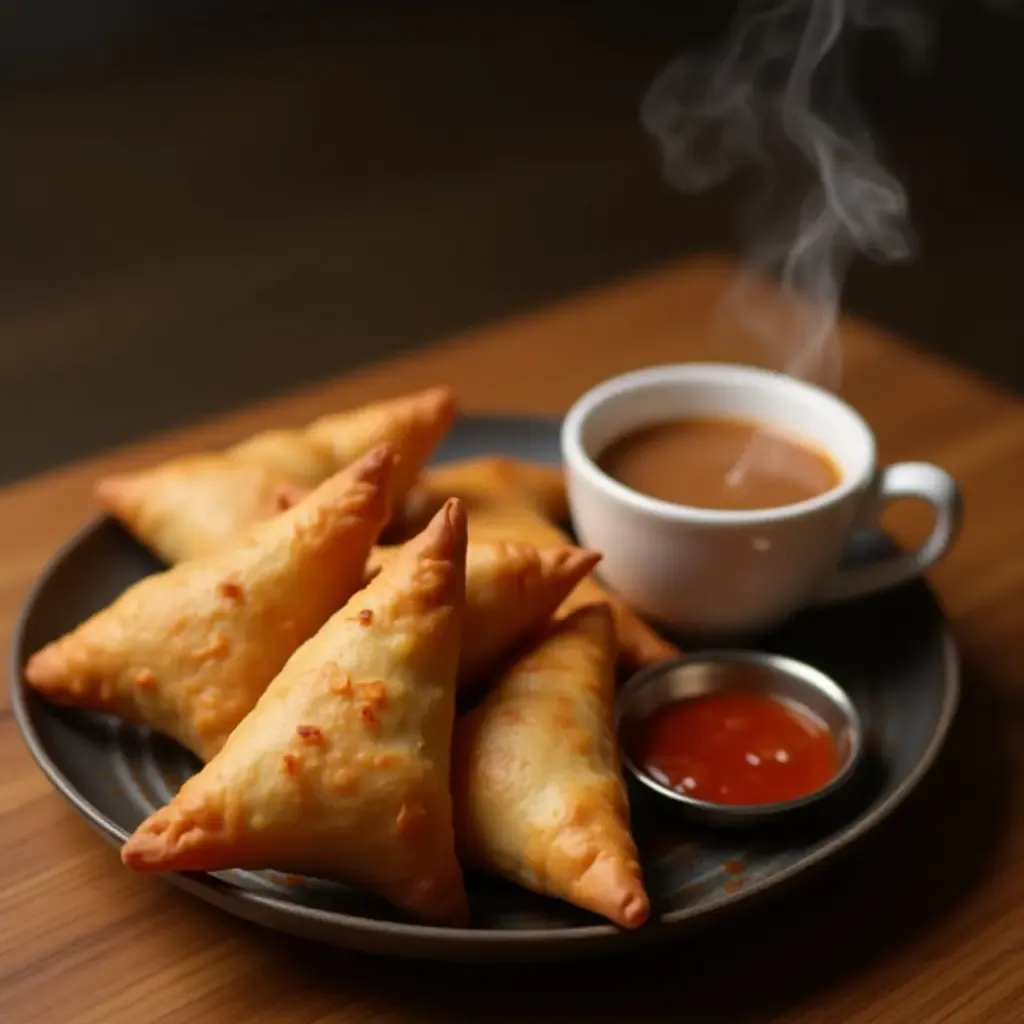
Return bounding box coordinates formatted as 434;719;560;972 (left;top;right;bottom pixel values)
2;256;1022;1023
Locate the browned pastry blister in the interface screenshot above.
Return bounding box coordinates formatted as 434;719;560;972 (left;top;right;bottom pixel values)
25;447;396;761
95;387;456;564
121;500;470;928
452;603;650;929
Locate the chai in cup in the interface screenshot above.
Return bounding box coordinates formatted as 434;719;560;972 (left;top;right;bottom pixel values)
596;416;842;513
561;363;962;638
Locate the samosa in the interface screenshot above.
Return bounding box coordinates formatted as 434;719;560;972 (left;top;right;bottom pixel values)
452;603;650;929
121;500;470;927
96;387;456;564
25;447;395;761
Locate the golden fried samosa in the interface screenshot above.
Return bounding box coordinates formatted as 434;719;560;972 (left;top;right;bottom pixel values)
462;501;678;672
387;456;568;541
25;447;396;761
96;387;456;564
121;500;470;927
370;539;600;692
452;603;649;929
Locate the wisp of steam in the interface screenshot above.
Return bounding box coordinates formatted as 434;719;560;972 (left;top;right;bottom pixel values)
641;0;924;395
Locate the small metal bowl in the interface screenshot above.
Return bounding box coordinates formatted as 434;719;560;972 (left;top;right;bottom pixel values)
617;651;863;827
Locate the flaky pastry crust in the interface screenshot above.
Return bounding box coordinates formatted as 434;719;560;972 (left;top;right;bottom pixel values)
26;447;395;760
452;604;650;929
122;500;470;927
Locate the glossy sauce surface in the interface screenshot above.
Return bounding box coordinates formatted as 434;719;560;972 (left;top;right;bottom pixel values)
636;692;840;806
597;416;841;511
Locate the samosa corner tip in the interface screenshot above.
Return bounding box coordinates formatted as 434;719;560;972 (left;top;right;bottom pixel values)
119;826;167;873
93;472;141;514
120;808;202;874
410;497;468;566
569;841;651;929
419;385;458;420
537;545;603;579
343;442;398;485
617;886;652;930
583;849;650;929
23;643;71;696
298;443;398;518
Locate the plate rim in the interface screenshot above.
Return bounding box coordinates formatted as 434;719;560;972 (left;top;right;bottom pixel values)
9;413;962;951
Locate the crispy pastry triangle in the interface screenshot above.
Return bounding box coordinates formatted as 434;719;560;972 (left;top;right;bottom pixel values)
459;500;678;672
370;539;601;693
25;447;396;761
95;387;456;564
452;603;649;929
121;500;470;927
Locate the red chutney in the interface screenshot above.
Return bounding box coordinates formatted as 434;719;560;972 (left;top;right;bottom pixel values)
637;692;840;806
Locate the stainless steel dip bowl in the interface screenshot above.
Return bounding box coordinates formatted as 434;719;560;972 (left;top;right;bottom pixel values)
617;651;864;827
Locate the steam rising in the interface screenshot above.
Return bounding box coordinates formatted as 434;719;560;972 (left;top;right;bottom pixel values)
641;0;923;389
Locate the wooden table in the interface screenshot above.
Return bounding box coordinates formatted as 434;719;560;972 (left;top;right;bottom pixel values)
2;257;1022;1023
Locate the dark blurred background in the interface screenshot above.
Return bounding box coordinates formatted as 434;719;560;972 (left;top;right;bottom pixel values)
1;1;1021;484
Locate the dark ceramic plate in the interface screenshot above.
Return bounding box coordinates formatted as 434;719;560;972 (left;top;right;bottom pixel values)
11;416;959;961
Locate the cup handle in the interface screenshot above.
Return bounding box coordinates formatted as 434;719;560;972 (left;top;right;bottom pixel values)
815;462;963;605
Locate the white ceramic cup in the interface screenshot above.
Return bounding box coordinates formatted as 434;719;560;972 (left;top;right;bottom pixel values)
561;363;962;639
